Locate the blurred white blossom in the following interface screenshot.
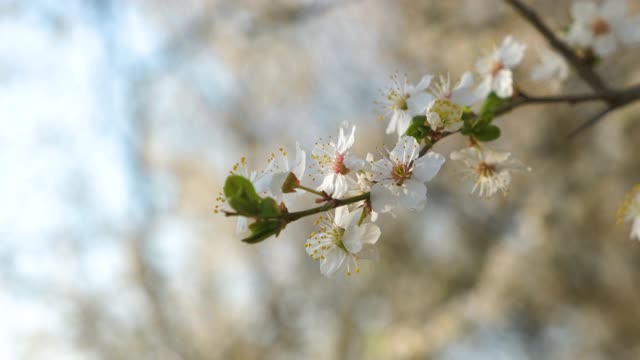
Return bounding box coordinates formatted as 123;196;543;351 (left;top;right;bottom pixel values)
566;0;640;57
450;146;530;197
476;36;526;98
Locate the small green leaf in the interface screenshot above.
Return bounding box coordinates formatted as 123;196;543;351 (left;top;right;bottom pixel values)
473;124;501;142
259;197;281;218
474;92;508;129
243;220;283;244
405;115;431;140
224;175;262;216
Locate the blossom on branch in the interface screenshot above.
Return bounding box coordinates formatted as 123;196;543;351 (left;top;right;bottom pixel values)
426;72;478;132
530;48;569;84
376;73;433;137
476;36;526;99
450;146;530;197
370;136;445;213
311;125;364;198
567;0;640;57
305;207;381;277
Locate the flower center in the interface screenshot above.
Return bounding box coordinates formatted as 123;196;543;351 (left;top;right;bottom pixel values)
476;162;496;178
333;153;350;175
389;91;409;111
391;163;412;185
591;18;610;36
490;61;503;76
330;227;347;252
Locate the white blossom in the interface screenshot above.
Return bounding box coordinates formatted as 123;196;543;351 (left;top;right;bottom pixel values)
617;184;640;240
311;126;364;199
450;146;530;197
530;48;569;83
305;207;381;277
476;36;526;99
370;136;445;213
377;73;433;137
426;72;478;132
567;0;640;57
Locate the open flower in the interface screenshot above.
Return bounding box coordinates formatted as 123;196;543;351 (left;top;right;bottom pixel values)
266;142;306;201
426;72;477;132
567;0;640;57
530;47;569;84
305;207;381;277
476;36;526;99
617;184;640;240
370;136;445;213
376;73;433;137
450;146;530;197
311;126;364;198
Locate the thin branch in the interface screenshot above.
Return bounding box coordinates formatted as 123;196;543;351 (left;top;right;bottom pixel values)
503;0;610;94
567;107;616;138
284;192;370;222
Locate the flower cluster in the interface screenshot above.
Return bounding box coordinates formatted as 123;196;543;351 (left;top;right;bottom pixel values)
216;0;640;277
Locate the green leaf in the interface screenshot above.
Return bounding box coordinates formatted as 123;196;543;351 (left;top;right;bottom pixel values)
474;92;508;129
259;197;281;218
243;220;283;244
405;115;431;140
473;124;501;142
223;175;262;216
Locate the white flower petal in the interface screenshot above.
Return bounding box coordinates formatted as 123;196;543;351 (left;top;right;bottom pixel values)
334;206;349;228
451;88;477;107
320;249;347;277
499;36;526;68
370;183;399;214
333;174;349;198
389;136;420;165
475;76;493;99
593;33;618;56
343;227;364;253
358;223;381;245
413;74;433;93
493;69;514;98
426;111;443;131
567;24;594;47
476;55;495;75
318;173;335;194
292;142;306;178
398;180;427;210
386;111;399;135
412;152;445;182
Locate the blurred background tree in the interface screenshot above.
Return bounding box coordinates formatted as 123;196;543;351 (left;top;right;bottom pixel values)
1;0;640;359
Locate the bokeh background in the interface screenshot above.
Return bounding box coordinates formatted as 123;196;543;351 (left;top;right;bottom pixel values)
2;0;640;358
